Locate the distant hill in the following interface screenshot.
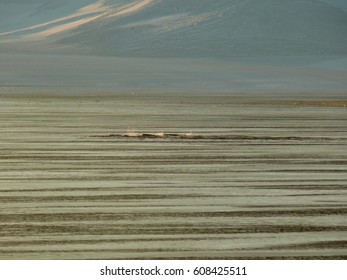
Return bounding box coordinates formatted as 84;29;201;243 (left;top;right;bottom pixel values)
1;1;346;93
1;0;347;58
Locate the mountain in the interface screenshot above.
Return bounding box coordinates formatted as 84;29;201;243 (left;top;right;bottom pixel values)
1;0;347;57
0;0;346;93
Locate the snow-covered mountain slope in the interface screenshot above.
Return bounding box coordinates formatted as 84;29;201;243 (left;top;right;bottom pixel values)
0;0;347;58
0;1;346;93
0;0;106;40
